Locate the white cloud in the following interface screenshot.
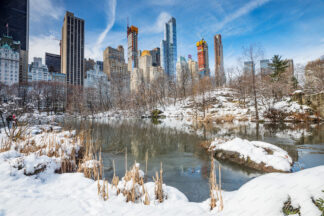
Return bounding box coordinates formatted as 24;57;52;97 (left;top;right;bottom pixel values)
87;0;117;60
30;0;65;22
142;12;172;34
29;34;60;63
214;0;271;31
149;0;178;6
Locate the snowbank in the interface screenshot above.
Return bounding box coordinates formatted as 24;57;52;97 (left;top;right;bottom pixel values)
210;138;293;172
0;147;323;216
0;125;323;215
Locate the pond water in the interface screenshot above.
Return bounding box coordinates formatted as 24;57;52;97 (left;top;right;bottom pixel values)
62;119;324;202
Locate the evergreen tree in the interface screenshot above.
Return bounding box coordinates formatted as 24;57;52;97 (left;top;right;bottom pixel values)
268;55;289;81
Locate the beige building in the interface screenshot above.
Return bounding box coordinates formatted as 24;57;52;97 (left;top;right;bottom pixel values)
187;56;198;82
130;50;164;92
103;45;127;81
285;59;294;78
61;11;85;85
139;50;151;83
214;34;226;86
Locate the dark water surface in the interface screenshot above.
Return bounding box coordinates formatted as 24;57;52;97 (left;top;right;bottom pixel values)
62;119;324;202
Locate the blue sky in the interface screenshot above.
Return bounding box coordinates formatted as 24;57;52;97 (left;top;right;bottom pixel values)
29;0;324;73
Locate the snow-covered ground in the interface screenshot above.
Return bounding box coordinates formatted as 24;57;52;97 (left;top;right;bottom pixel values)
159;88;316;123
210;138;293;172
0;126;323;215
0;149;323;215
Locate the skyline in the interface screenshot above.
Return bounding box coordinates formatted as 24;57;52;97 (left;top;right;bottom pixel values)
29;0;324;74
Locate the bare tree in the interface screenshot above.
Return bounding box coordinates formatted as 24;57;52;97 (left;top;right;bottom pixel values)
242;44;264;121
305;58;324;93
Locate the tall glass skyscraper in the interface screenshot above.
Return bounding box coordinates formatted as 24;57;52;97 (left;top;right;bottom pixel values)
160;17;177;78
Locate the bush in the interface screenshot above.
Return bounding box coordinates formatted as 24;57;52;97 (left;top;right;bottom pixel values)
151;109;163;118
263;108;288;122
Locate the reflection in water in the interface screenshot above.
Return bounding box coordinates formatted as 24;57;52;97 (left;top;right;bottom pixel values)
62;119;324;202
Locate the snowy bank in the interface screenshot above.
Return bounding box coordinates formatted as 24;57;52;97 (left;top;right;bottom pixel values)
0;147;323;215
209;138;293;172
0;125;323;215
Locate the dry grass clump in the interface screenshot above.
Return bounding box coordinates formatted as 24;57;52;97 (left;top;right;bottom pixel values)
113;150;154;205
111;160;119;188
77;131;103;179
97;176;109;201
200;140;212;149
209;152;223;211
118;162;145;203
153;162;165;203
0;139;11;153
237;116;249;121
215;114;235;123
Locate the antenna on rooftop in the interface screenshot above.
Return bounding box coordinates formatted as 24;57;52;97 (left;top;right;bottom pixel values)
127;16;129;28
6;23;9;36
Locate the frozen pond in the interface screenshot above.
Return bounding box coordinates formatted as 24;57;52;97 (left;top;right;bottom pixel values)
63;119;324;202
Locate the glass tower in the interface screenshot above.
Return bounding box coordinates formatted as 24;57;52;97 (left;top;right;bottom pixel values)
160;17;177;78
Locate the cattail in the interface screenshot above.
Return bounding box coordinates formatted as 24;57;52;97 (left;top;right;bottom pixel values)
219;164;223;211
209;152;217;210
125;147;127;174
145;150;148;175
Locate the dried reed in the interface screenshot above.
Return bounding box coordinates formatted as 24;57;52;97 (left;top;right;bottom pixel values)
209;152;223;211
153;162;165;203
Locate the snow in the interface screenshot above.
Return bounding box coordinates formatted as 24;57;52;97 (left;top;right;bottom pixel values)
0;127;323;215
210;138;293;172
0;148;323;215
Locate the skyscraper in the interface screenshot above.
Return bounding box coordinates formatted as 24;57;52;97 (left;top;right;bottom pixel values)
150;47;160;67
160;17;177;78
187;55;198;82
260;59;271;76
0;0;29;83
61;11;85;86
196;39;210;77
45;53;61;73
285;59;294;77
176;56;191;88
214;34;225;86
103;45;127;80
127;25;138;72
244;61;255;75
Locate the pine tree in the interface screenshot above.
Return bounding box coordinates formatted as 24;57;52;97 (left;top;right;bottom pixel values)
269;55;289;81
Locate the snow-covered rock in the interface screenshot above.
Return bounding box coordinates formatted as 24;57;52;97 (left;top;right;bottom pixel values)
210;138;293;172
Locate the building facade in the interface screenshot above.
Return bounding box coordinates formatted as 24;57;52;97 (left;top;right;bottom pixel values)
0;0;29;83
260;59;271;76
150;47;160;66
285;59;294;77
0;36;20;86
244;61;255;75
84;62;109;89
130;51;164;92
127;26;139;72
45;52;61;73
61;11;85;86
51;72;66;83
139;50;152;83
188;55;198;82
214;34;225;86
196;39;210;77
176;56;191;88
28;57;51;82
103;45;127;81
160;17;177;78
96;61;103;71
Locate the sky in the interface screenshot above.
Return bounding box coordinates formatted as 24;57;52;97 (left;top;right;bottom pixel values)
29;0;324;75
